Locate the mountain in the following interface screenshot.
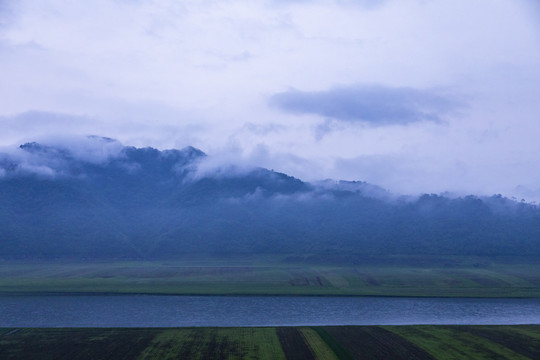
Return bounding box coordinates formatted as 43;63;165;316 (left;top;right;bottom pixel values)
0;137;539;260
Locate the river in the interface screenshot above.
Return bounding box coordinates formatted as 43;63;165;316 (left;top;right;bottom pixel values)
1;295;539;327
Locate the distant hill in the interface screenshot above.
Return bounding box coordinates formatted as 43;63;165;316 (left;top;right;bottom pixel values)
0;136;539;260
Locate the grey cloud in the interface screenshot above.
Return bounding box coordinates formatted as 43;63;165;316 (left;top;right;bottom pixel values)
270;84;465;125
314;118;347;140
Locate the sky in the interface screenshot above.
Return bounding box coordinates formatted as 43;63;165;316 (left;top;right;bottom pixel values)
1;0;540;200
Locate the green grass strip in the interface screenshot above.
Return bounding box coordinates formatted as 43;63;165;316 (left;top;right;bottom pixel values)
311;327;354;360
299;328;339;360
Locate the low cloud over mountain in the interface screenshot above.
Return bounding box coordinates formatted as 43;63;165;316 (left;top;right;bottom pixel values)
0;136;538;261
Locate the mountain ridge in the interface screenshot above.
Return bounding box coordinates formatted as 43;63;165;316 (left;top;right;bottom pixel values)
0;137;539;260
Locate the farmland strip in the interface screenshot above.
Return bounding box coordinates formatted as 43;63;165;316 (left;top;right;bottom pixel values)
455;325;540;359
276;327;316;360
312;327;354;360
509;325;540;341
299;328;339;360
324;326;436;360
0;328;158;360
388;325;530;360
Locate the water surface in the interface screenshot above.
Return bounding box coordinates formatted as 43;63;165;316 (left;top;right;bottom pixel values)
1;295;539;327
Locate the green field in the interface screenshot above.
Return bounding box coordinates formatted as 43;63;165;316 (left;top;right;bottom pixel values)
1;326;540;359
0;256;539;297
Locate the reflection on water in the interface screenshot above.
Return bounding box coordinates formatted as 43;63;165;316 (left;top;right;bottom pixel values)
1;295;539;327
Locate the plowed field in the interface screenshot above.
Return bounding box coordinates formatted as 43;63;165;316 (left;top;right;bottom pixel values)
1;325;539;359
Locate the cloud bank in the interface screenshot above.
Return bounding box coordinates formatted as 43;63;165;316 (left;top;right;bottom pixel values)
270;84;464;125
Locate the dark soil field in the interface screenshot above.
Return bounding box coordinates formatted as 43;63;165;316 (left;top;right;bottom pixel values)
323;326;436;360
1;325;539;359
277;327;316;360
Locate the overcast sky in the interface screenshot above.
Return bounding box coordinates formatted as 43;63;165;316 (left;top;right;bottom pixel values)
1;0;540;200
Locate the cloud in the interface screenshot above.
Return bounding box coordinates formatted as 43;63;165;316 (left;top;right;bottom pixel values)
27;134;125;164
189;142;320;183
269;84;465;125
16;163;56;177
0;147;62;178
0;134;127;177
0;0;539;201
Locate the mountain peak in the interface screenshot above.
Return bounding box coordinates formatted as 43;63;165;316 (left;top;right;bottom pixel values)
19;142;71;158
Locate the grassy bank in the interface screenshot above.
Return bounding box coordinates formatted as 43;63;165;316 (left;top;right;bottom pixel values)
0;257;539;297
1;325;540;359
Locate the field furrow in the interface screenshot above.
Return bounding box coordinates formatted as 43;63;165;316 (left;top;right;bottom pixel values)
1;326;539;359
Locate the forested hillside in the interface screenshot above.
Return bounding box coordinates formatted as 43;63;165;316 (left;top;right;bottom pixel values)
1;137;539;260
